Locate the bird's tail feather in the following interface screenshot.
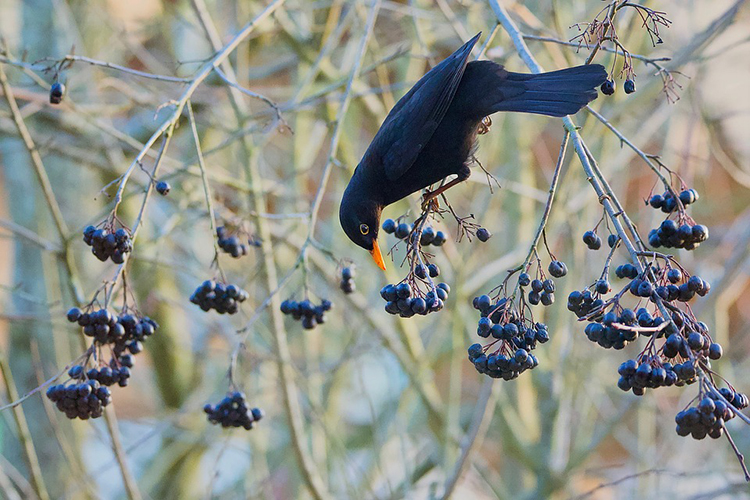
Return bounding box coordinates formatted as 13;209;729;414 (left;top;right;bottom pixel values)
490;64;608;117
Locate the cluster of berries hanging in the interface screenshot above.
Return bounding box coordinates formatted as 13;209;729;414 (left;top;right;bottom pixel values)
48;306;157;420
380;281;449;317
468;294;549;379
649;188;699;214
340;267;355;294
675;390;748;440
190;280;248;314
46;379;112;420
67;307;155;353
647;188;708;250
83;224;132;264
567;250;750;444
204;392;264;430
382;218;447;246
216;226;260;258
516;259;568;307
280;298;332;330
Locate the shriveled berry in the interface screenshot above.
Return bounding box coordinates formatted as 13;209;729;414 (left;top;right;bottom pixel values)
428;264;440;278
49;82;65;104
623;79;636;94
548;260;567;278
155;181;171;196
601;79;616;95
476;228;491;242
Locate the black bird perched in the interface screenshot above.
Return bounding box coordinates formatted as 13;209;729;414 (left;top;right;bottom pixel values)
340;33;607;270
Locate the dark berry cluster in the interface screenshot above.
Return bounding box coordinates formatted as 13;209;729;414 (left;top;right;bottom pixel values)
190;280;248;314
646;188;708;251
83;225;132;264
567;289;605;319
83;364;132;388
66;306;155;357
204;391;264;430
615;263;710;303
675;389;748;440
647;219;709;251
46;379;111;420
49;82;65;104
382;219;447;246
649;188;699;214
216;226;260;258
518;272;558;306
616;356;704;395
340;267;355;294
476;228;492;242
468;296;548;379
280;298;332;329
574;263;711;351
380;279;449;317
50;305;155;420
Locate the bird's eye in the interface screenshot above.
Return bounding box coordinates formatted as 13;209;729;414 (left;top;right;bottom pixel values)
359;224;369;235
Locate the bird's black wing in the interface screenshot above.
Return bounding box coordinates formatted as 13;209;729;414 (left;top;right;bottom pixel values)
367;33;480;181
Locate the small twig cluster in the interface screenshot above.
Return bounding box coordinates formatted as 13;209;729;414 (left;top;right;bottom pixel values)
570;1;678;101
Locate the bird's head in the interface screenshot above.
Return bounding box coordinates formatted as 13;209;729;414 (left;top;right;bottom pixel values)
339;186;386;271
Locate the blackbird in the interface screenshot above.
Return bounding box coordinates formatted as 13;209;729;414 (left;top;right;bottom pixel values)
340;33;607;270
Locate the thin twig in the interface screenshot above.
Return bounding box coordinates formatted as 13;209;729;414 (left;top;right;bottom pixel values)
213;66;286;128
102;405;142;500
39;54;193;83
439;378;496;499
186;100;226;283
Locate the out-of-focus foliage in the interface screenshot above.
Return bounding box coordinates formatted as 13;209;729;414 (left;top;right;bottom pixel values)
0;0;749;499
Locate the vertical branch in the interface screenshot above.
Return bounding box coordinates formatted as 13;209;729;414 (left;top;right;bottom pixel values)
102;406;142;500
186;100;226;282
0;358;50;500
0;64;85;305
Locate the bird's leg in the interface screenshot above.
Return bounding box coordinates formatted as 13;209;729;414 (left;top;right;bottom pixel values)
421;177;463;211
477;116;492;135
421;167;471;211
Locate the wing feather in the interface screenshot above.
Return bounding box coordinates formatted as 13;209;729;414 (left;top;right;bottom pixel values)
365;33;481;181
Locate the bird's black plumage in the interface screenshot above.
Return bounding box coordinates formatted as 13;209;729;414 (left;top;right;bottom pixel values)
340;33;607;269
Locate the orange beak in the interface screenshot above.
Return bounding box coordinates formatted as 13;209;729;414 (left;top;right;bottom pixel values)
370;240;386;271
